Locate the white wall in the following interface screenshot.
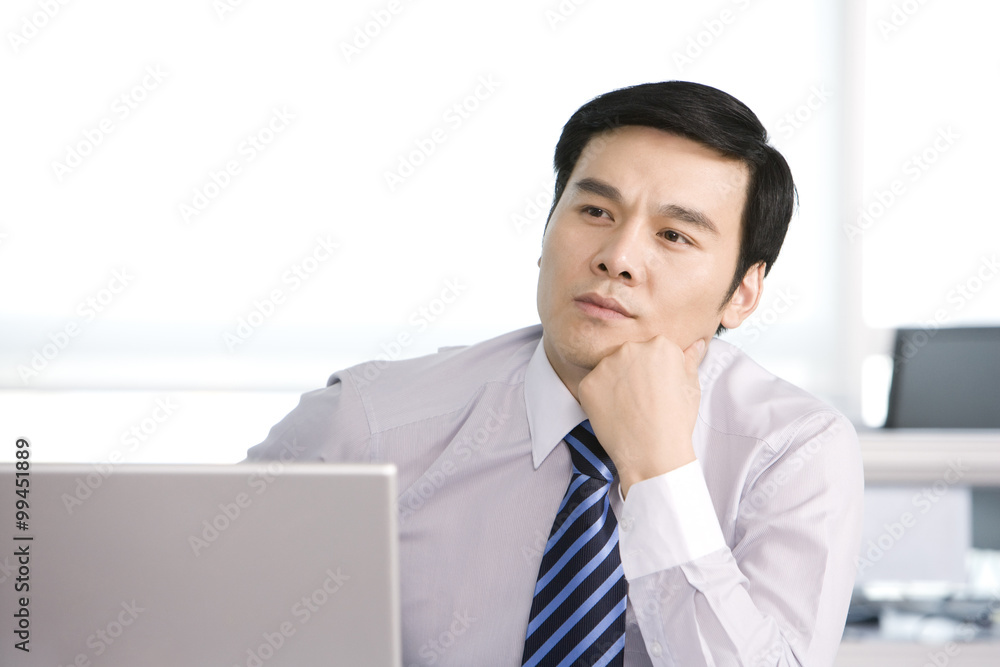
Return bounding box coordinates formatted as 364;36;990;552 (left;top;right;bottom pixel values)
1;0;996;461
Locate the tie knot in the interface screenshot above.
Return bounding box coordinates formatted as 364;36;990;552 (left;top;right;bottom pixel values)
565;420;616;484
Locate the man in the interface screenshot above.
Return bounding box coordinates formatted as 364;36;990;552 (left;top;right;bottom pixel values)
247;81;864;666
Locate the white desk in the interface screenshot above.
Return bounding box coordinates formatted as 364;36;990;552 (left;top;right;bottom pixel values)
836;641;1000;666
859;430;1000;485
837;429;1000;665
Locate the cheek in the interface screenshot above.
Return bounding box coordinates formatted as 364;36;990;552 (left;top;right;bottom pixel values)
672;252;734;294
536;244;564;318
647;273;724;324
539;232;575;287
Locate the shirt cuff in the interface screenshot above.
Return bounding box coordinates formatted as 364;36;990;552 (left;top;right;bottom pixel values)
617;460;726;580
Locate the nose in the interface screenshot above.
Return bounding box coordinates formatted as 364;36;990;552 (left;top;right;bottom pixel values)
591;223;645;283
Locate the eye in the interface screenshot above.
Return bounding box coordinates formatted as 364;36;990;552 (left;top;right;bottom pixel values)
581;206;612;220
660;230;691;244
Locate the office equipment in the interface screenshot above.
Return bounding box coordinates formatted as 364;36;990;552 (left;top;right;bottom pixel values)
884;326;1000;549
0;463;400;666
885;326;1000;429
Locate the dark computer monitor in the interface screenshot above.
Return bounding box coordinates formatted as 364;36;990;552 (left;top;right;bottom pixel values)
884;326;1000;550
885;326;1000;429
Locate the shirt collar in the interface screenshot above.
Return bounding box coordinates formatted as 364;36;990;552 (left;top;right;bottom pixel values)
524;336;587;469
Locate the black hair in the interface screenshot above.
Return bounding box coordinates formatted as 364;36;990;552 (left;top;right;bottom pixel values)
547;81;797;332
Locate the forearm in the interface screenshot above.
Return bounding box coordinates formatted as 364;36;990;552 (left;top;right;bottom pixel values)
619;447;861;666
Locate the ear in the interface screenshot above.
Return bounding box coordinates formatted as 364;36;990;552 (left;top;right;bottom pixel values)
720;262;765;329
537;257;542;268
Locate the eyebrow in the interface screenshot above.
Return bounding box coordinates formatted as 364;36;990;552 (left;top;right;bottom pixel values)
572;177;721;236
656;203;720;236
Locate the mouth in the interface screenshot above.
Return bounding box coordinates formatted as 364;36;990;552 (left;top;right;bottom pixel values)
574;292;634;320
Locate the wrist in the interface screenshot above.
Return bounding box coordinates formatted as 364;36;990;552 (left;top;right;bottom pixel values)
617;441;696;498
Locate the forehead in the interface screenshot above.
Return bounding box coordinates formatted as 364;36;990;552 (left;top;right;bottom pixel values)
568;126;750;209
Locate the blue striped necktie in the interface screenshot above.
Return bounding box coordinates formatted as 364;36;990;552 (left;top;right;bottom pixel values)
522;419;627;667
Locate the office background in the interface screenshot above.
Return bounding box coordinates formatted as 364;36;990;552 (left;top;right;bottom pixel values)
2;0;997;461
1;1;999;661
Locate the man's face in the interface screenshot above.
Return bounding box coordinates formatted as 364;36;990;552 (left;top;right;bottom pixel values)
536;125;755;387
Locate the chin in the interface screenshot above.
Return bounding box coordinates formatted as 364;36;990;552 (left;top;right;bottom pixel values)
554;328;625;371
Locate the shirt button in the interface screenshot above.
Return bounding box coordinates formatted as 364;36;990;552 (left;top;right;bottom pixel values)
648;641;663;657
620;517;634;532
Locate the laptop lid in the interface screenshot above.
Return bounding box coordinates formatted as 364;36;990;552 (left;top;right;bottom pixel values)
0;462;400;667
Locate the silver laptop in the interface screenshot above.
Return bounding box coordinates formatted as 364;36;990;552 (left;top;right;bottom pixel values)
0;462;400;666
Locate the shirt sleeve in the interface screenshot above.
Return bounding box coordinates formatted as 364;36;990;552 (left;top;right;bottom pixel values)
618;460;727;576
244;369;372;464
618;412;864;667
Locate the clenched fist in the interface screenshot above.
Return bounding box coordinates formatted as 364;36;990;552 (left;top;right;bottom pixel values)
577;335;709;497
